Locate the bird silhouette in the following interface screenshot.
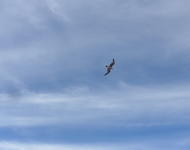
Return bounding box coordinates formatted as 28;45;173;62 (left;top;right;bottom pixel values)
104;58;115;76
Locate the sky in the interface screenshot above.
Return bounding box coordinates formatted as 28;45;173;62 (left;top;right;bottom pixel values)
1;0;190;149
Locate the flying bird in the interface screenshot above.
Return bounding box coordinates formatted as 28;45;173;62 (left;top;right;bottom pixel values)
104;58;115;76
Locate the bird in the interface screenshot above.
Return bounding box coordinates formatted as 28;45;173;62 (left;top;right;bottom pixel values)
104;58;115;76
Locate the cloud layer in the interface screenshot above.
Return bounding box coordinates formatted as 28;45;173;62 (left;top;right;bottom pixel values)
0;0;190;93
1;0;190;149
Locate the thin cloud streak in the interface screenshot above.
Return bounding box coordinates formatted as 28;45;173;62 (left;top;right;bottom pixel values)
0;136;190;150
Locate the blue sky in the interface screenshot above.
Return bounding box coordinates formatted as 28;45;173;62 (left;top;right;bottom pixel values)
1;0;190;149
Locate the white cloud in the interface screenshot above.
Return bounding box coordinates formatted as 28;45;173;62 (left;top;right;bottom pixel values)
0;83;189;127
0;141;145;150
0;136;189;150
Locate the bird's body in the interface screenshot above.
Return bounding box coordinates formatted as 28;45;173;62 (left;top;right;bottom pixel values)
104;58;115;76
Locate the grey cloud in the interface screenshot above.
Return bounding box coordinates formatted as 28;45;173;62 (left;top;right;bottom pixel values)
0;0;190;92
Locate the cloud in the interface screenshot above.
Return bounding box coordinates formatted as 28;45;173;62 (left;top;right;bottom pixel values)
0;1;190;131
0;141;150;150
1;1;190;148
1;0;190;93
0;135;190;150
0;83;189;128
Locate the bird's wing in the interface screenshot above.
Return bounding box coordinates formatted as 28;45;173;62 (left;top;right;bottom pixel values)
109;58;115;67
104;70;110;76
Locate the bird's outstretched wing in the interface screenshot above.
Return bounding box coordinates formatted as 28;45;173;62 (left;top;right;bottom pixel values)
104;70;110;76
109;58;115;67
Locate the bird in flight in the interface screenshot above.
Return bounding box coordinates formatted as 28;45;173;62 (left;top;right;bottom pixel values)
104;58;115;76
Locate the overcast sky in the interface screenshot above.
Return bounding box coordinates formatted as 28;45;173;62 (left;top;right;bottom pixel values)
1;0;190;149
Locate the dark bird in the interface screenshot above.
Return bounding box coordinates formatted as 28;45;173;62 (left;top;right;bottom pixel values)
104;58;115;76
